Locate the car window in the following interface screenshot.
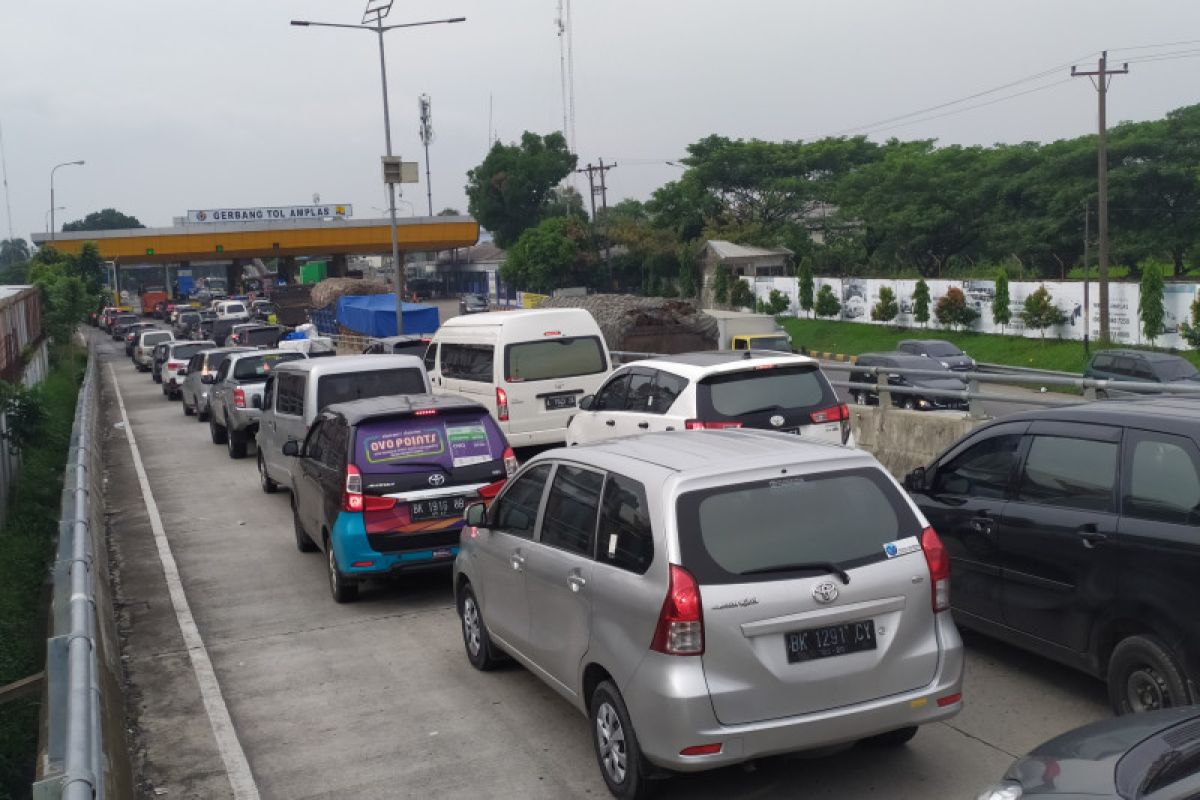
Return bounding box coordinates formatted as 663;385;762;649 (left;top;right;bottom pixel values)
540;465;603;557
677;468;919;584
1133;360;1155;381
650;371;688;414
187;354;203;372
441;343;494;382
305;419;326;462
142;332;172;346
1018;436;1118;513
505;336;607;382
492;464;552;539
1091;354;1113;371
232;352;305;382
596;473;654;574
320;420;346;471
697;365;834;418
624;371;655;412
316;368;427;410
934;434;1021;499
276;373;305;416
592;373;630;411
1125;433;1200;525
1154;358;1198;381
1113;357;1137;377
215;360;231;382
262;376;276;413
423;343;438;372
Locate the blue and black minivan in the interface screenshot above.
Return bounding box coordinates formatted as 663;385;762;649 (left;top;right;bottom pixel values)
285;395;517;602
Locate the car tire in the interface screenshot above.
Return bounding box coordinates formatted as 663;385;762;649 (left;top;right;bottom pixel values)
153;373;162;384
197;401;210;422
209;415;228;445
458;584;502;671
852;391;867;406
326;534;358;603
1107;635;1194;714
292;499;317;552
589;681;656;800
227;428;247;459
903;398;916;410
183;397;194;416
1096;389;1110;400
258;452;277;493
864;726;919;747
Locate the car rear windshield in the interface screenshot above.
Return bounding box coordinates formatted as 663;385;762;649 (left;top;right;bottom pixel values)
170;343;210;359
696;365;835;419
224;304;245;314
242;328;280;345
505;336;607;382
232;352;305;381
316;368;427;410
676;468;920;585
354;412;505;473
749;335;792;351
142;332;172;345
179;313;199;322
922;342;963;357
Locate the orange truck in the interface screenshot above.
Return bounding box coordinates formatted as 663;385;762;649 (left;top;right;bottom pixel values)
140;286;169;318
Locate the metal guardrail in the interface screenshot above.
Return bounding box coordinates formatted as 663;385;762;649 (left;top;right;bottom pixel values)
35;349;102;799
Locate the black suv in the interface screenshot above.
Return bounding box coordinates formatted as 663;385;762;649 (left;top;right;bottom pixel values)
283;395;517;602
850;352;967;411
904;398;1200;714
1084;349;1200;392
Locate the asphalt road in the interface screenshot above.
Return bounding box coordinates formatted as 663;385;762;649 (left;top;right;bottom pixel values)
95;329;1107;800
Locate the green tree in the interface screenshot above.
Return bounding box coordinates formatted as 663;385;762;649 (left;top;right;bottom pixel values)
0;238;30;268
871;286;899;323
1138;260;1166;344
498;216;593;293
1179;292;1200;347
75;242;106;297
27;246;93;341
815;284;841;318
437;207;462;216
762;288;790;315
712;265;731;305
1020;286;1068;340
912;279;931;326
729;278;755;310
992;269;1012;331
798;258;815;318
465;131;577;248
61;208;143;232
934;287;980;330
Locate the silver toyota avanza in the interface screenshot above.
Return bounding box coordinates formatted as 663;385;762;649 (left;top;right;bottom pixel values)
453;429;964;799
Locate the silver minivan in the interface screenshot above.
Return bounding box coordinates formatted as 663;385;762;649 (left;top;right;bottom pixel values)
256;355;432;494
453;430;963;799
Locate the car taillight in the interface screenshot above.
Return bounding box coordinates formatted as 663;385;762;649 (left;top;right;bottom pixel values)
684;420;743;430
650;565;703;655
414;408;438;417
343;464;364;512
503;447;518;477
921;526;950;612
478;479;506;500
810;403;849;424
233;387;246;408
167;361;182;370
496;387;509;422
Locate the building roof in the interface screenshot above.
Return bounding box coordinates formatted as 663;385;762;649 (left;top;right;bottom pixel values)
705;240;793;261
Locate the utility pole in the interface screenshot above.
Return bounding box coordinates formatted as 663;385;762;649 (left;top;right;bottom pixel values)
575;160;617;286
1083;200;1091;354
1072;51;1128;342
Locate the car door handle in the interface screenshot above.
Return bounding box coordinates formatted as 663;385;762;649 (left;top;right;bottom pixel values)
1077;524;1108;548
567;574;587;592
969;515;995;535
605;419;616;427
509;553;526;571
637;422;649;429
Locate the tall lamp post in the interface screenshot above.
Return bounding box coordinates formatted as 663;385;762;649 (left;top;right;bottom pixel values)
50;160;84;241
292;3;464;335
45;206;65;233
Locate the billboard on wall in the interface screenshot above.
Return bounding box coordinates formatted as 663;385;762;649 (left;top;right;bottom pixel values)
750;276;1199;350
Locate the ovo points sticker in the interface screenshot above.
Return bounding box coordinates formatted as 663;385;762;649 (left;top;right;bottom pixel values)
363;428;444;464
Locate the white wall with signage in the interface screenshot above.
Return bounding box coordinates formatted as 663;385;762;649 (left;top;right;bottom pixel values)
750;276;1200;350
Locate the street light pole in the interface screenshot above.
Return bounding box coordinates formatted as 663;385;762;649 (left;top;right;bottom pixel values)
49;160;84;241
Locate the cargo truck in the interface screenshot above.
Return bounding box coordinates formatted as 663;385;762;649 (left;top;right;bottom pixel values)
703;309;794;351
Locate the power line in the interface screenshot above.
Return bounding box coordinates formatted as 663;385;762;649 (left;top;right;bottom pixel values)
848;79;1073;137
1124;48;1200;65
1107;38;1200;54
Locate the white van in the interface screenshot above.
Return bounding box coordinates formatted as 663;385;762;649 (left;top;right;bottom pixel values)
215;300;250;321
425;308;611;446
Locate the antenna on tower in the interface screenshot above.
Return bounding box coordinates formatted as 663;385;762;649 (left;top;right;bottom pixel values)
418;94;434;216
563;0;576;155
0;120;13;242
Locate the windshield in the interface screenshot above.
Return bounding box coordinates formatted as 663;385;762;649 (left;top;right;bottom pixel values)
749;335;792;351
1157;359;1200;381
354;412;505;473
697;365;834;418
676;469;919;584
923;342;964;357
180;313;199;323
142;332;172;345
231;352;304;381
170;343;211;360
504;336;607;382
224;304;245;314
316;368;428;411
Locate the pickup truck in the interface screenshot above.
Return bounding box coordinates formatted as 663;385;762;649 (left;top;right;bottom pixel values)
208;349;307;459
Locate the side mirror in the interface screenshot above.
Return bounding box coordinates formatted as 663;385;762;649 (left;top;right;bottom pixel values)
252;395;262;409
464;502;488;528
201;374;215;384
282;440;300;457
579;394;594;411
904;466;927;492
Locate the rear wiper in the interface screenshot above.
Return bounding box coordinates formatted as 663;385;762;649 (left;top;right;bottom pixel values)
739;561;850;584
737;404;783;416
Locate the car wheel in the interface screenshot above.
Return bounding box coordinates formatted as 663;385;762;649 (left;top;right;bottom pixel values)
1108;635;1194;714
326;534;358;603
852;391;867;406
459;584;502;670
903;398;916;410
183;397;194;416
864;726;919;747
292;499;317;552
227;428;247;459
153;373;162;384
1096;389;1109;400
258;452;277;493
197;401;210;422
590;681;656;800
209;415;228;445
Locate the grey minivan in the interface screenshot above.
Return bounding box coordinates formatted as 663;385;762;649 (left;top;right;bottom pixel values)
179;347;252;420
453;430;964;799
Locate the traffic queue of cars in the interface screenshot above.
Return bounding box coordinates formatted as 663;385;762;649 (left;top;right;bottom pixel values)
104;306;1200;799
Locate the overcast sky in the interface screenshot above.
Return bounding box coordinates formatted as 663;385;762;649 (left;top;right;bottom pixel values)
3;0;1200;242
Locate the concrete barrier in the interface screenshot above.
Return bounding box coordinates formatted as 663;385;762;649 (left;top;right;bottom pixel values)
850;405;988;480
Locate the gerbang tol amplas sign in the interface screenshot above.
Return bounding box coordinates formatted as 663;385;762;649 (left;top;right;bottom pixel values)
186;204;352;223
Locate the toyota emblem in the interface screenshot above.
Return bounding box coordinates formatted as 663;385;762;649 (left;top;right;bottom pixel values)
811;580;839;604
428;473;446;487
769;414;785;427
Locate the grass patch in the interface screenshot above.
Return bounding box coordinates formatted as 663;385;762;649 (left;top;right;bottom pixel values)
0;344;85;800
781;317;1200;373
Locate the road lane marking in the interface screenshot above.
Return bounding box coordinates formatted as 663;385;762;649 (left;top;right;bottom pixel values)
107;364;261;800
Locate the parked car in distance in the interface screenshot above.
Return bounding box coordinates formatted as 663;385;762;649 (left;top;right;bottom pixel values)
897;339;976;372
161;340;216;400
850;353;968;411
904;398;1200;715
229;324;286;348
209;349;307;458
127;324;165;358
1084;349;1200;393
459;293;489;315
976;706;1200;800
566;351;851;447
179;347;253;421
362;335;431;359
454;430;963;798
285;395;516;602
256;355;432;496
425;308;612;447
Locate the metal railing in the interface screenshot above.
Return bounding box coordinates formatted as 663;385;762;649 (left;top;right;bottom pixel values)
35;348;103;799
